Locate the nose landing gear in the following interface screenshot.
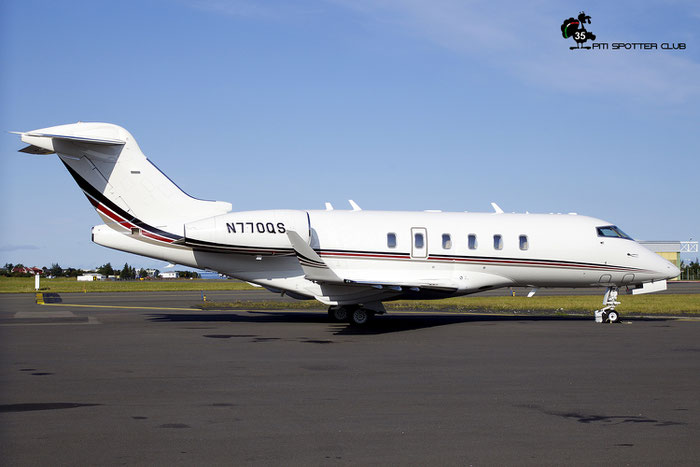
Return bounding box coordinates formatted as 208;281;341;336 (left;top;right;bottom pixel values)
595;286;621;323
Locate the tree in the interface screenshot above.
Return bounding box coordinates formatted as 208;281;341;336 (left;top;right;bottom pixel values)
138;268;147;278
681;258;700;280
64;267;82;277
49;263;63;277
97;263;114;276
179;270;200;279
120;263;137;280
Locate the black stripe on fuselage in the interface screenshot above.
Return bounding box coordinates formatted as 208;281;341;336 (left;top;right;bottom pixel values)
182;237;295;255
317;248;644;272
61;161;181;241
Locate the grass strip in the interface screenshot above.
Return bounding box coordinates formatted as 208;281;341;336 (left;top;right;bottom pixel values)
0;277;257;293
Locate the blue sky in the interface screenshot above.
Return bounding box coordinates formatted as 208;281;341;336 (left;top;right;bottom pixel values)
1;0;698;270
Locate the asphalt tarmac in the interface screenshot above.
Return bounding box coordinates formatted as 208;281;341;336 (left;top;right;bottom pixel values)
1;291;699;465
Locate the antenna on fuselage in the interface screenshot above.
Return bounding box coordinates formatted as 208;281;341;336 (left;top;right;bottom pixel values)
348;200;362;211
325;202;334;211
490;202;504;214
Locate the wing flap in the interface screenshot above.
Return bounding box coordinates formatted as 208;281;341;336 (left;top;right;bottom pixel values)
342;278;456;292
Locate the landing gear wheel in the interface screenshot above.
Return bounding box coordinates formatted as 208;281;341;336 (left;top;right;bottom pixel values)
595;286;621;324
328;306;348;322
349;308;373;326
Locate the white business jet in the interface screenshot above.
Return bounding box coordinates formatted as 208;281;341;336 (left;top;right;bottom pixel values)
14;123;679;325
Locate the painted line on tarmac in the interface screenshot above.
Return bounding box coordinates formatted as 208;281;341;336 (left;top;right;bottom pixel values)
40;303;200;312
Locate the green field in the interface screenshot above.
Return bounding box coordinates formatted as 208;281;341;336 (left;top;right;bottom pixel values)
0;276;257;293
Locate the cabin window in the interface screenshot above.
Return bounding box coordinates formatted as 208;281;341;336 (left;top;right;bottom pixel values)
519;235;529;250
414;232;424;249
442;234;452;249
493;234;503;250
596;225;633;240
468;234;477;250
387;233;397;248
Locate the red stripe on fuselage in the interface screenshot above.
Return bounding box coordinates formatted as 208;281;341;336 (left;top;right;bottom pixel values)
319;250;638;272
141;230;175;243
86;192;174;244
95;202;134;229
427;256;634;271
321;252;411;260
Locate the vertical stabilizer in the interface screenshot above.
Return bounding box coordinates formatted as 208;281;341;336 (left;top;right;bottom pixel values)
17;122;232;238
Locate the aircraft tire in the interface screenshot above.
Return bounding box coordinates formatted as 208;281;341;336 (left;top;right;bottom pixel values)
329;306;348;322
607;310;620;323
349;308;373;326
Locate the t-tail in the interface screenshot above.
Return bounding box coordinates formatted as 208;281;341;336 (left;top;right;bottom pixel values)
15;122;232;242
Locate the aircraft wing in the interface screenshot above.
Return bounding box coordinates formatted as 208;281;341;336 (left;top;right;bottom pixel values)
286;230;343;283
341;278;457;292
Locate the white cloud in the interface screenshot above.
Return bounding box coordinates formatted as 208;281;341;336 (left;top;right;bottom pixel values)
183;0;700;103
330;0;700;104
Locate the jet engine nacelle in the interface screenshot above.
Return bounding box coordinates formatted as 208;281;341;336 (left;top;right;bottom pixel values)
184;210;309;253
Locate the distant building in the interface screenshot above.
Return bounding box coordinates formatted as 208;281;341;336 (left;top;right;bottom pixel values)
77;273;105;281
639;241;698;280
159;271;178;279
12;266;43;275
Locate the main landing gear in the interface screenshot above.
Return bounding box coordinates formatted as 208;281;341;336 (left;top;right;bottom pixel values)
595;286;621;323
328;305;376;326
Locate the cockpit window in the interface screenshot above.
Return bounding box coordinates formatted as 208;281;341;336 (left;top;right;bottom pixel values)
596;225;633;240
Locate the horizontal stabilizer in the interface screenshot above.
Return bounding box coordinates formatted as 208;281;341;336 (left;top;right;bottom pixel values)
19;144;54;155
287;230;342;283
15;127;126;157
22;132;125;145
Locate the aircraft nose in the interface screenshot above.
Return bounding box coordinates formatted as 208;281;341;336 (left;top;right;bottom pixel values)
646;250;680;280
668;263;681;279
656;258;680;280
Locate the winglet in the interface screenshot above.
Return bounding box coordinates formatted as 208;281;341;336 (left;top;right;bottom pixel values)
491;202;504;214
286;230;342;283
